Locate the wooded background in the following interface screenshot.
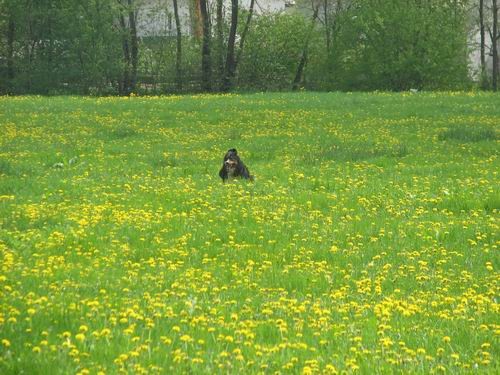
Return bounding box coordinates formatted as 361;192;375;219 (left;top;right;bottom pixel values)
0;0;498;95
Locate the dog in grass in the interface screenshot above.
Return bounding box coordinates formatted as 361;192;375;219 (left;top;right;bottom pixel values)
219;148;254;182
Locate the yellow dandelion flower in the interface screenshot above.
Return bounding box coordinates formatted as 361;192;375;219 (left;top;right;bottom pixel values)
180;334;192;342
79;325;88;333
481;342;490;349
325;364;338;374
100;328;111;337
75;333;85;342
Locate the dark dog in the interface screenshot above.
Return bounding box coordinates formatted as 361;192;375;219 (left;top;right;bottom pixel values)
219;148;253;182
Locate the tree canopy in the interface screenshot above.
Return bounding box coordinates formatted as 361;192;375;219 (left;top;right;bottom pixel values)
0;0;496;94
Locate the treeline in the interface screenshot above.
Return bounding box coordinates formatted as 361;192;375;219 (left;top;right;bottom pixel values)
0;0;498;95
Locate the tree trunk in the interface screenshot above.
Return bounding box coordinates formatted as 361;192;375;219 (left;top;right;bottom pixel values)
235;0;255;67
191;0;203;39
173;0;183;90
216;0;224;89
119;13;130;95
323;0;330;52
292;5;319;91
47;4;54;92
128;0;138;93
479;0;486;87
493;0;498;91
7;14;15;91
200;0;211;91
223;0;238;91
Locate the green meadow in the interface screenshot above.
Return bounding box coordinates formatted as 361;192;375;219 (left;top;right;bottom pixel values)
0;92;498;374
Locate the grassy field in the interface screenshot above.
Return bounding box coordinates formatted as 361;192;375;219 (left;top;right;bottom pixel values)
0;92;498;374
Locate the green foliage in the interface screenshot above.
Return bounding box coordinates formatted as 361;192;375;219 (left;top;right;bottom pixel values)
237;13;309;90
326;0;471;90
139;36;202;93
0;0;474;93
0;0;123;94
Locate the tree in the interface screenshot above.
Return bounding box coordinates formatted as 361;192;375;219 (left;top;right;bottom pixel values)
173;0;182;90
216;0;224;88
5;2;16;93
480;0;488;87
118;0;139;95
293;1;319;90
199;0;211;91
76;0;123;94
320;0;348;53
223;0;238;91
0;0;476;94
235;0;255;74
493;0;498;90
328;0;469;90
222;0;255;91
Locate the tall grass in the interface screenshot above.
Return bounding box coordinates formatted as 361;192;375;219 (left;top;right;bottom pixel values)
0;92;498;374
